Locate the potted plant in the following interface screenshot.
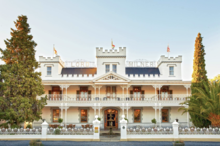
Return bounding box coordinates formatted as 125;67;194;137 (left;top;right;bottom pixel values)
97;117;101;121
124;118;129;122
58;118;63;127
173;141;185;146
151;118;157;127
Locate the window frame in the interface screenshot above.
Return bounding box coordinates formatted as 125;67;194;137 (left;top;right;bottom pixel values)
105;64;110;73
112;64;117;73
169;66;174;76
52;109;60;123
47;66;52;76
80;109;88;123
161;108;170;123
133;109;141;123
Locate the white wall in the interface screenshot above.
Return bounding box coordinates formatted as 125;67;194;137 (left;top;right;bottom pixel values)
158;55;182;80
96;47;126;76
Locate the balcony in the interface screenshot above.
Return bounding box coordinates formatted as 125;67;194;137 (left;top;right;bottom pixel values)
37;94;189;107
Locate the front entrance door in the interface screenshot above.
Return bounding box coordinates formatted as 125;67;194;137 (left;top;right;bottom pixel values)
104;109;118;129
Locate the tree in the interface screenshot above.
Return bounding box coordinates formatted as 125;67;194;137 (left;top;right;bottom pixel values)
0;15;47;126
180;81;220;127
210;74;220;83
191;33;208;84
180;33;210;127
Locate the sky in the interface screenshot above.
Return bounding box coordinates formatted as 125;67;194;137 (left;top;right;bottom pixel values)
0;0;220;80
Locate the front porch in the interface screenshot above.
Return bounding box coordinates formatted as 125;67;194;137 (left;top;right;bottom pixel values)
38;105;190;130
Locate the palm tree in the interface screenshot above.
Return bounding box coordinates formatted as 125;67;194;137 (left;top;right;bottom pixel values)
179;81;220;127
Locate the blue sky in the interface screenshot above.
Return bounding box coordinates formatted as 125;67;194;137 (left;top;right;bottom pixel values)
0;0;220;80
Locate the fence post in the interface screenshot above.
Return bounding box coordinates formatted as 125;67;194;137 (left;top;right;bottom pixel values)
120;115;127;141
172;120;179;140
93;115;100;141
41;121;48;140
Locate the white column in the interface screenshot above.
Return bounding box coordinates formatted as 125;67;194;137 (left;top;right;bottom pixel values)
159;103;162;128
122;87;124;99
99;86;101;99
153;85;157;101
127;86;129;98
184;85;191;97
126;103;129;121
95;87;96;98
122;103;124;115
98;103;100;117
154;103;157;127
94;103;96;117
93;85;96;99
59;85;64;100
64;103;69;127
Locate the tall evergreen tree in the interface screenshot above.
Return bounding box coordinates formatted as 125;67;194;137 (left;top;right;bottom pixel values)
190;33;210;127
0;15;47;126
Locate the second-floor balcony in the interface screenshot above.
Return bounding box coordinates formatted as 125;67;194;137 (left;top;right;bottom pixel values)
38;94;190;106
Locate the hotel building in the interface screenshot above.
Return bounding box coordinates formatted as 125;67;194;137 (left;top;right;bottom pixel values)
36;47;191;129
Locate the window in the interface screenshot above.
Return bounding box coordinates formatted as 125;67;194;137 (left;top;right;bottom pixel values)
105;65;110;73
112;65;117;73
53;109;59;122
47;66;52;76
162;109;169;122
134;109;141;123
81;109;87;123
169;66;174;75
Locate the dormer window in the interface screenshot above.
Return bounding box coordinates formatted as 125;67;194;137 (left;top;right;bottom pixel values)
105;65;110;73
169;66;174;75
113;65;117;73
47;66;52;76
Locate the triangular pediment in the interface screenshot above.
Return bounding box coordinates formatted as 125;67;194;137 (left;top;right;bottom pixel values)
93;72;130;82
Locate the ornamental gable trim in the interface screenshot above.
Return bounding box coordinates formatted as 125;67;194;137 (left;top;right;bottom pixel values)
93;71;130;82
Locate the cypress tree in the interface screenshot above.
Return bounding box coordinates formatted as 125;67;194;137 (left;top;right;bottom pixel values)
0;15;47;126
190;33;210;127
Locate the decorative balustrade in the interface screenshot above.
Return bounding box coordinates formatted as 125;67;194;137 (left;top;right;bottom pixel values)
127;127;173;135
179;127;220;135
0;128;41;135
47;127;93;135
38;94;189;103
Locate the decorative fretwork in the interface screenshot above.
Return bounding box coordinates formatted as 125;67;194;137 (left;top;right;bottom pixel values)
102;75;121;81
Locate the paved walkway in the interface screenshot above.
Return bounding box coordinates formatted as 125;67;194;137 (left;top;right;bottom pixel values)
0;141;220;146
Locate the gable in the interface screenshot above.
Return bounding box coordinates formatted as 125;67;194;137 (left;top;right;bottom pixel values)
93;71;130;82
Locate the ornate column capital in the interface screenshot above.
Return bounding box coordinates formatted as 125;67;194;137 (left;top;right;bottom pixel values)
64;85;70;89
120;85;127;89
158;85;163;89
184;85;191;89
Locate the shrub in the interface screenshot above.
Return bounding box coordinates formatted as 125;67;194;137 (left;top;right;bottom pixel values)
54;129;61;135
58;118;63;124
11;124;20;129
26;124;32;129
151;118;156;124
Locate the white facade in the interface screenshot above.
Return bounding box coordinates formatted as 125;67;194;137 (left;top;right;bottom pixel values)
36;47;191;129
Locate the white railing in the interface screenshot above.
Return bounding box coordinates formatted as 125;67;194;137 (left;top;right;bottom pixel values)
38;94;189;103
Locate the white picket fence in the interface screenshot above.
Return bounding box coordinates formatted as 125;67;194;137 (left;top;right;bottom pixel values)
120;115;220;141
0;116;101;141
